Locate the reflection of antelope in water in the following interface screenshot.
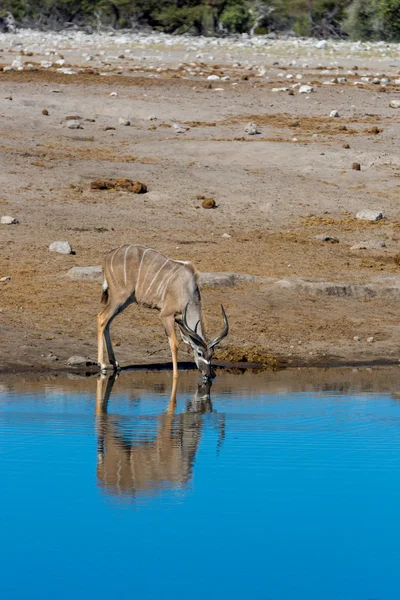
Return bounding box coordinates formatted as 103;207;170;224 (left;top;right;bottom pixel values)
95;374;223;498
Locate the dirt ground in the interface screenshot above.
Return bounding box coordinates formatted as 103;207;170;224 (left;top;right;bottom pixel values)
1;33;400;372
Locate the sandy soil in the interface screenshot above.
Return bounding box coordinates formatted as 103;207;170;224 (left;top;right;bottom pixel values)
1;32;400;372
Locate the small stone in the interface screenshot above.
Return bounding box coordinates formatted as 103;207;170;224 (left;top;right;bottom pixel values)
207;74;220;81
367;336;375;343
314;234;339;243
330;110;339;118
271;87;289;92
110;92;118;97
1;216;18;225
389;100;400;108
352;162;361;171
350;240;386;250
244;122;259;135
299;85;314;94
67;120;83;130
46;353;59;361
343;143;350;149
103;126;116;131
353;336;360;342
42;108;49;116
118;118;130;126
148;115;157;121
67;266;102;281
202;198;216;209
222;233;232;238
67;355;97;367
49;241;73;254
356;210;384;221
316;40;328;49
0;276;11;282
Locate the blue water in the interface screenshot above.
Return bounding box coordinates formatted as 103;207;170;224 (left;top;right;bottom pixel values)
1;371;400;600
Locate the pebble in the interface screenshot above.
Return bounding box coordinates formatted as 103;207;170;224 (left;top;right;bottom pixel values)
46;353;59;361
244;122;259;135
0;276;11;282
356;210;384;221
222;233;232;238
67;120;83;130
352;162;361;171
67;355;97;367
1;216;18;225
110;92;118;97
299;85;314;94
207;74;220;81
353;336;360;342
316;40;328;50
272;87;289;92
67;266;102;281
350;240;386;250
148;115;157;120
118;118;131;126
367;337;375;343
314;234;339;243
49;241;73;254
330;110;339;117
389;100;400;108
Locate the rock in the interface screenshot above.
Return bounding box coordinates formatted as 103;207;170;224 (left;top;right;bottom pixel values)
272;87;289;92
199;273;236;288
148;115;157;121
110;92;118;97
174;128;188;134
389;100;400;108
299;85;314;94
350;240;386;250
1;216;18;225
352;162;361;171
49;241;73;254
42;109;49;116
202;198;216;209
67;355;97;367
67;120;83;130
207;74;220;81
330;110;339;117
356;210;384;221
314;234;339;243
118;118;130;126
103;126;116;131
343;143;350;149
0;276;11;282
244;122;259;135
46;353;59;361
222;233;232;238
67;266;102;281
367;336;375;343
316;40;328;49
353;336;360;342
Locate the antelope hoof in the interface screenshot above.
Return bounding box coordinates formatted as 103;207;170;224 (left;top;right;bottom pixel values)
112;362;121;372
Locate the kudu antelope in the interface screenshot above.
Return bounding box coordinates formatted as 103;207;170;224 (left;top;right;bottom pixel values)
95;373;220;499
98;245;229;379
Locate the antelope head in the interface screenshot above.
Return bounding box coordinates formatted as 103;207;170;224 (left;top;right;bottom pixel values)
176;304;229;380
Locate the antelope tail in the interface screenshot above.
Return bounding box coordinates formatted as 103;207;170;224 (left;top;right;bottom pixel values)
101;278;109;304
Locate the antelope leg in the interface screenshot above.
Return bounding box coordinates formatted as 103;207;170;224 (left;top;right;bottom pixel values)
161;314;179;380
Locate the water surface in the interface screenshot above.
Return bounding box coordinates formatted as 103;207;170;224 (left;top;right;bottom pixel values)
1;368;400;600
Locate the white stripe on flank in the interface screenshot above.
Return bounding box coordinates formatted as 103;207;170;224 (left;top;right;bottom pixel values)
109;246;122;279
138;251;159;297
154;263;179;298
160;265;184;301
136;248;150;294
143;259;170;301
123;245;131;286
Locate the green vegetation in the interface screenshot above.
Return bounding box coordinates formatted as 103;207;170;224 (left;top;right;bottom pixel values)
1;0;400;41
